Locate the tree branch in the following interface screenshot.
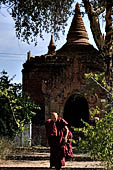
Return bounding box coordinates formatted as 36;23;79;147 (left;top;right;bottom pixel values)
82;0;105;50
95;6;106;16
91;76;112;97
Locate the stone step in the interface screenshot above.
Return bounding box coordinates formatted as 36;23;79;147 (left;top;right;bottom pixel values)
0;168;105;170
14;146;83;154
14;146;50;153
6;153;92;161
7;146;92;161
0;160;105;169
0;147;106;169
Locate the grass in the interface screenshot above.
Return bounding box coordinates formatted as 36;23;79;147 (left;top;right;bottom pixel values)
0;137;15;160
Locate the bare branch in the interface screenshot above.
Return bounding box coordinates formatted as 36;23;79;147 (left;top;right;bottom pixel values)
91;76;112;96
95;6;106;16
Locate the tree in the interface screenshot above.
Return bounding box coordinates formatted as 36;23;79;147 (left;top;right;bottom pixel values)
82;0;113;80
0;0;112;51
73;73;113;170
0;0;74;45
0;71;40;139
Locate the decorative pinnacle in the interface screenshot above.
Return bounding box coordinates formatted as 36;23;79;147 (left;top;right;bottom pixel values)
48;34;56;54
76;2;80;13
67;2;89;45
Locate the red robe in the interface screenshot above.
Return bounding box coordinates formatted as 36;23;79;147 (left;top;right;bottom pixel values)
45;117;73;169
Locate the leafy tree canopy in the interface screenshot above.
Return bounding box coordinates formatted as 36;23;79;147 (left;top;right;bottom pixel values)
0;0;74;45
0;71;40;139
0;0;111;47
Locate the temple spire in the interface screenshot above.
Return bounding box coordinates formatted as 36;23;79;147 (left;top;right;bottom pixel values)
67;3;89;45
48;34;56;54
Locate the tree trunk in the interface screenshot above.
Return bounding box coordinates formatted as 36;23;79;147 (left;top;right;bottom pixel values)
82;0;105;50
104;0;113;83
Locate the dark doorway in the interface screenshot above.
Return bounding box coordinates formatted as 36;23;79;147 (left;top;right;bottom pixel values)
63;94;90;128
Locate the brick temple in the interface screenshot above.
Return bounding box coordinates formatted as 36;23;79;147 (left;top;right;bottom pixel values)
22;3;104;145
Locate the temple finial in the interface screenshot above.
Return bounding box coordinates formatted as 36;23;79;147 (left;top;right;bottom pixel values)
67;3;89;45
76;2;80;13
27;50;32;60
48;34;56;54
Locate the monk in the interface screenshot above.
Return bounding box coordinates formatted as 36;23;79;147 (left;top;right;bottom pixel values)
45;112;73;170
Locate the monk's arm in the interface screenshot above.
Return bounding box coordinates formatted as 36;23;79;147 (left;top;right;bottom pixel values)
64;125;69;142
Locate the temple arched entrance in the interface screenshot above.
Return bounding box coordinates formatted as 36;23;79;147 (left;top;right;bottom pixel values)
63;93;90;128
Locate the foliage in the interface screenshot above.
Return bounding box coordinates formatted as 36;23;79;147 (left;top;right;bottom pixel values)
0;71;40;139
0;0;111;46
83;72;111;96
73;72;113;170
0;0;74;45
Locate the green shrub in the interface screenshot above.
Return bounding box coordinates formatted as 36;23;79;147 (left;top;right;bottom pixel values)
73;73;113;170
0;71;40;139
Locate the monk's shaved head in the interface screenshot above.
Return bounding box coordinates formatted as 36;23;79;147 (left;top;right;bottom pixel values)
51;112;58;122
51;112;58;116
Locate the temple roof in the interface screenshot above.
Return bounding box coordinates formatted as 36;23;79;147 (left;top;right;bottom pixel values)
23;3;104;72
66;3;89;45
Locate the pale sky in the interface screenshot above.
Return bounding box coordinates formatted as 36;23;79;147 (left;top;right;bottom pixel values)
0;5;97;84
